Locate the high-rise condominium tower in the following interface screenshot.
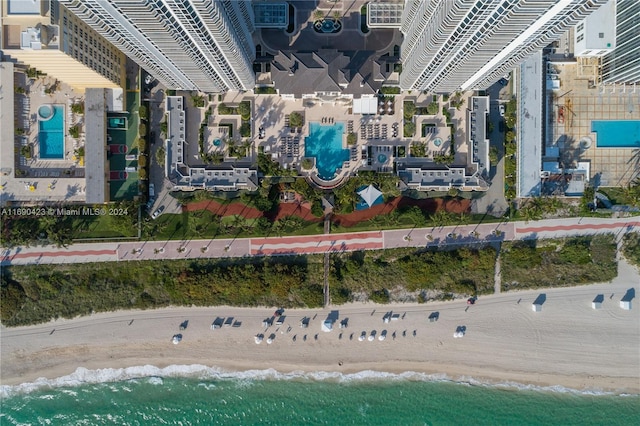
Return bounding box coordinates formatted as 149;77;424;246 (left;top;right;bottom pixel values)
600;0;640;83
400;0;608;92
59;0;255;92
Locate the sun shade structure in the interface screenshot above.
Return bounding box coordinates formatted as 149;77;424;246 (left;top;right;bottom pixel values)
357;184;383;208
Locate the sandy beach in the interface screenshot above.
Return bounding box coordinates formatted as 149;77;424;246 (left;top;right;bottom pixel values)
2;260;639;393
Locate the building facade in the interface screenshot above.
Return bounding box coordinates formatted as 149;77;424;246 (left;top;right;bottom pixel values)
600;0;640;83
59;0;256;92
400;0;608;92
0;0;123;90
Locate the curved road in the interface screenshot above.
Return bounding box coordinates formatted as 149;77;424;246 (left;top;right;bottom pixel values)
1;216;638;265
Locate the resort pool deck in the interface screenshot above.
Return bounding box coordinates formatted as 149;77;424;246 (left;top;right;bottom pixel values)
592;120;640;148
305;122;348;180
38;105;65;159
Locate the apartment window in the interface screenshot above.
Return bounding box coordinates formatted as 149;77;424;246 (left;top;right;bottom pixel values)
577;34;584;43
577;23;584;32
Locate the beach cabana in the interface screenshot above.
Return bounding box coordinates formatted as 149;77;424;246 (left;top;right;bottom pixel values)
321;319;333;332
620;300;632;310
357;184;383;208
592;294;604;309
531;303;542;312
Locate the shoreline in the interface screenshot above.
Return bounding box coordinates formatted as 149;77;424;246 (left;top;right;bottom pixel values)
3;362;636;397
2;261;639;395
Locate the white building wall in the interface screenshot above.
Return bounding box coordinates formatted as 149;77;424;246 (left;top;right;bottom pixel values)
400;0;608;93
60;0;255;92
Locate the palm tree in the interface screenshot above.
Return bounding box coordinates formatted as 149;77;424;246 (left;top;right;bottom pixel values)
313;10;325;21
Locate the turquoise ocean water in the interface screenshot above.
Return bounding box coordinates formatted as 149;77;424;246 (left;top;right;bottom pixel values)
1;367;639;425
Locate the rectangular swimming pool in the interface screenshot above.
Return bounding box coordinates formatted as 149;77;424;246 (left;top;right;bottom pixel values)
305;122;348;181
592;120;640;148
38;105;65;159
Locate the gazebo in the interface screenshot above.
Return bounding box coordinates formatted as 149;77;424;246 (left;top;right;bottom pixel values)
357;184;383;208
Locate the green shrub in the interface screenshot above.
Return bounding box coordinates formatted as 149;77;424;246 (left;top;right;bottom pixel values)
426;102;439;115
71;102;84;115
290;112;303;128
370;289;390;303
403;121;415;137
137;137;148;153
69;125;80;139
301;158;314;170
347;133;357;145
138;155;148;168
240;121;251;137
138;105;147;119
380;86;400;95
238;101;251;120
311;199;324;217
139;123;147;136
255;87;277;94
403;101;416;120
20;145;32;159
138;167;148;180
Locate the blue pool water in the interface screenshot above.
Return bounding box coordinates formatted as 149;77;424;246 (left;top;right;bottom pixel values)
108;117;127;129
38;105;64;159
592;120;640;148
305;122;348;180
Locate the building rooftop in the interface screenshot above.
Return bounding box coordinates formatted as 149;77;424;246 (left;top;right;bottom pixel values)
84;88;107;204
271;49;389;98
253;3;288;28
367;2;404;28
517;51;544;198
468;96;490;176
7;0;41;15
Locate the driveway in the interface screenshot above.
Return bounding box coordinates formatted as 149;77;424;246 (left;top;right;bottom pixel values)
145;83;182;218
471;81;510;217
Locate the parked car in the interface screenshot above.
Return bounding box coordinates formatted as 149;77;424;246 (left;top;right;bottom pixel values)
149;183;155;198
498;78;508;86
467;297;477;305
151;205;165;219
499;104;505;117
498;120;505;133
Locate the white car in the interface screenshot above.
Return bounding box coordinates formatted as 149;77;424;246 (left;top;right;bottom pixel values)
499;104;505;117
151;206;165;219
172;334;182;344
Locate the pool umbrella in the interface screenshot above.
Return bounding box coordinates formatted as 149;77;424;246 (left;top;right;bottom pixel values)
357;184;383;208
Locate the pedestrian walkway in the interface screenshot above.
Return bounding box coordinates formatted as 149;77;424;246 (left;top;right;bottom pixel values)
1;217;637;266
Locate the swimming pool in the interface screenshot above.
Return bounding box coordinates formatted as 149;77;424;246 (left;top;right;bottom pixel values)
38;105;65;159
592;120;640;148
108;117;127;129
305;122;348;180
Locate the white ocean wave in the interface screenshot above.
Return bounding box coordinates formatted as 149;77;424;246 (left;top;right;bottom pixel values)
0;365;633;398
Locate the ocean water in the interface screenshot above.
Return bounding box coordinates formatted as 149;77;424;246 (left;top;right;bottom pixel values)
1;366;639;425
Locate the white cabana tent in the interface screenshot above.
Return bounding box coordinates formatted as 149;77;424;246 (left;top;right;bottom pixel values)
620;300;632;310
532;303;542;312
357;184;383;208
353;98;378;115
321;320;333;332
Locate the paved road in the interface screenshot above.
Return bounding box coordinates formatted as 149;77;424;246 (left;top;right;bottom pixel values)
2;217;638;265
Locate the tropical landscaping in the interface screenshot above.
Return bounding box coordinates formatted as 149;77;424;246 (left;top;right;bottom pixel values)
0;235;622;326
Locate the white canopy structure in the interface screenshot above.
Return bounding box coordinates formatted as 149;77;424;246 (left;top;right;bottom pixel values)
357;184;383;208
353;98;378;115
321;320;333;332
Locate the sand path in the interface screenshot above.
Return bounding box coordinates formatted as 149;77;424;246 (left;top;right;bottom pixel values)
2;260;638;393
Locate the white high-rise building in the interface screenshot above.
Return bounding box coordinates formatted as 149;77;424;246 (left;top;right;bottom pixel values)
59;0;256;92
600;0;640;83
400;0;609;93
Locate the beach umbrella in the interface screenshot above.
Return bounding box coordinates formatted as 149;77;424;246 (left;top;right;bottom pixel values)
29;185;35;192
